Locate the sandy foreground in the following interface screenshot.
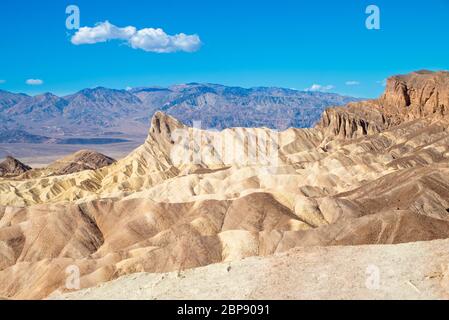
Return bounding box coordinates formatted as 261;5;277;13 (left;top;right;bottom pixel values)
50;239;449;300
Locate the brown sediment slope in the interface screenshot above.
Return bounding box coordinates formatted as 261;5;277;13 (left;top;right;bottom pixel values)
46;149;116;175
0;156;31;177
9;149;116;180
1;70;449;299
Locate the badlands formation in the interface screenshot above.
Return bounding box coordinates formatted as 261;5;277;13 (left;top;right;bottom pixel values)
0;150;116;179
0;156;31;177
1;70;449;299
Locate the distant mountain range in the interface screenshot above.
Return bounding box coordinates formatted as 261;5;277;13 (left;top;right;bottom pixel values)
0;84;359;143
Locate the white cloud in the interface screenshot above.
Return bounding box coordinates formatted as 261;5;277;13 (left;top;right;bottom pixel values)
71;21;201;53
377;79;387;86
26;79;44;85
305;84;335;92
72;21;136;45
130;28;201;53
345;81;360;86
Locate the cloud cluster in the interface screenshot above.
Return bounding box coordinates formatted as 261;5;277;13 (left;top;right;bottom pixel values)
26;79;44;85
305;84;335;92
71;21;201;53
71;21;135;45
345;81;360;86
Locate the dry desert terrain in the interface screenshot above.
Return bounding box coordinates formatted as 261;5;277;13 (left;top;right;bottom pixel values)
1;70;449;300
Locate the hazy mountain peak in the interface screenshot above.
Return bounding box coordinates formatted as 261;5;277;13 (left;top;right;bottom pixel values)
0;82;360;143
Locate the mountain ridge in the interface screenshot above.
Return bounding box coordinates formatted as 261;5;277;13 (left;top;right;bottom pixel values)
0;83;359;143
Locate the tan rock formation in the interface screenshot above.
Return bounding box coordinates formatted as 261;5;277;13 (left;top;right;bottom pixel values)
47;150;116;175
380;70;449;118
317;70;449;140
0;156;31;177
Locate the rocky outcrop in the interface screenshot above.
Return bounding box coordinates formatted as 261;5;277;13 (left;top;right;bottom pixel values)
317;101;394;139
0;156;31;177
11;150;117;180
380;70;449;119
317;70;449;140
47;150;116;175
148;111;186;156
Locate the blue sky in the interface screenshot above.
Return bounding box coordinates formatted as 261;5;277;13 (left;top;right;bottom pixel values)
0;0;448;98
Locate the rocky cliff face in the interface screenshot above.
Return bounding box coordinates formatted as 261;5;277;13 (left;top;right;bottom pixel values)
380;70;449;119
317;101;394;139
317;70;449;139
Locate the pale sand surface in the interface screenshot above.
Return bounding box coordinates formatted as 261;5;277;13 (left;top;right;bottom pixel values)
52;239;449;300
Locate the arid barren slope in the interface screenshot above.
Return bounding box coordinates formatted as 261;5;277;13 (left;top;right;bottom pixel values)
1;70;449;299
53;239;449;300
